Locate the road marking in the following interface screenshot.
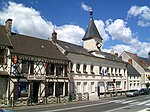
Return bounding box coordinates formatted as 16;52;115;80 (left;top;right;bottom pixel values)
122;99;137;104
137;108;150;112
40;101;112;112
145;103;150;106
103;104;135;112
137;100;150;105
129;101;140;105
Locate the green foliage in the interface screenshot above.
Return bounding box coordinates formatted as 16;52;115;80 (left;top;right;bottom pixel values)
145;82;150;89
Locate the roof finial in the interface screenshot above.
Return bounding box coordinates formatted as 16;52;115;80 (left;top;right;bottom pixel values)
89;7;93;19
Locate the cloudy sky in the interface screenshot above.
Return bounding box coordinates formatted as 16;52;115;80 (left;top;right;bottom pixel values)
0;0;150;58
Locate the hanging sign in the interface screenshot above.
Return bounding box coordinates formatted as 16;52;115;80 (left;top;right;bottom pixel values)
14;55;17;64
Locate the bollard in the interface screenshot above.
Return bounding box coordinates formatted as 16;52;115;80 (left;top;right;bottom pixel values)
44;97;47;104
11;97;14;107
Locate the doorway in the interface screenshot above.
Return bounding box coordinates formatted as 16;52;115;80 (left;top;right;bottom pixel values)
32;82;40;103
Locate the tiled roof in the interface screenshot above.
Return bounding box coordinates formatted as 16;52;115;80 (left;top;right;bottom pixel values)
82;18;103;41
125;51;150;71
0;25;13;48
10;33;69;61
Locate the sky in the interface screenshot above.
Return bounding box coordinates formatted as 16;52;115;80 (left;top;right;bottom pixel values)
0;0;150;58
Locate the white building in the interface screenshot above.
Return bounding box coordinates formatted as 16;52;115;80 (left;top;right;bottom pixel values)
121;51;150;88
55;9;128;100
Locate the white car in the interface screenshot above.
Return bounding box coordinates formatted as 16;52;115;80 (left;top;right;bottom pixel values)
126;89;139;97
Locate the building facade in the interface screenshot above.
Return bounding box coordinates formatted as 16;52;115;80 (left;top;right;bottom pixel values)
56;9;128;100
0;19;70;105
121;51;150;88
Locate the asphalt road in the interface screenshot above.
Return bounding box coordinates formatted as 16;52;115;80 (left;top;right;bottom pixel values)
10;95;150;112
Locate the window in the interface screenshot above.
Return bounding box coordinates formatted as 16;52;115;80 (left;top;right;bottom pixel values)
107;82;114;90
91;65;94;74
111;68;114;75
56;64;63;76
0;49;5;64
116;81;121;88
64;65;68;77
124;69;126;75
18;82;28;98
55;82;64;96
47;82;54;96
119;69;121;75
65;82;68;96
83;64;87;73
137;83;139;87
46;63;55;76
99;66;102;74
115;68;117;74
76;64;80;73
83;82;88;93
91;82;95;93
124;81;126;89
22;60;29;73
107;67;110;76
70;63;74;72
77;82;81;93
29;61;34;74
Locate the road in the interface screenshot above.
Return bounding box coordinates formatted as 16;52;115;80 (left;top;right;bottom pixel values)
11;95;150;112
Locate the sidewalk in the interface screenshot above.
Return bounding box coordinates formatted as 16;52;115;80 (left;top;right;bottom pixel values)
1;95;126;111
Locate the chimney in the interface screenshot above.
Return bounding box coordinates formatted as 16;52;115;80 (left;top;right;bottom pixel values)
148;51;150;59
128;59;132;65
110;50;114;55
115;53;119;57
5;19;12;36
51;30;57;44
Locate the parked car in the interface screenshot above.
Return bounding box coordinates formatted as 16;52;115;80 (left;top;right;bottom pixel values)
126;89;139;97
139;88;149;95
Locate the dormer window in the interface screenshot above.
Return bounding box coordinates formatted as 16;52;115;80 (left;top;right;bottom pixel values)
91;65;94;74
0;49;6;64
76;64;80;73
99;66;102;74
70;63;74;72
83;64;87;73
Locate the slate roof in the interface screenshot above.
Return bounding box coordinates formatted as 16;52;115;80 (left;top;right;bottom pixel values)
57;40;93;56
82;18;103;41
57;40;125;63
127;64;141;76
125;51;150;71
92;50;125;63
0;25;13;48
9;33;69;61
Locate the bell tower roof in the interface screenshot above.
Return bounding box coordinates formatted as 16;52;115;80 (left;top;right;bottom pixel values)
82;8;103;41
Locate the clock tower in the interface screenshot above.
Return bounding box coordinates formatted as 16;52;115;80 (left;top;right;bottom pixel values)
82;8;103;51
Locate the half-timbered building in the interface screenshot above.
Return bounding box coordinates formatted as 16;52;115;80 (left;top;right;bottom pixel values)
0;19;70;105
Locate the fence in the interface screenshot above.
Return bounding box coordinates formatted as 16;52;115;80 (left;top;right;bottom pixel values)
98;91;126;98
0;91;126;107
0;93;89;107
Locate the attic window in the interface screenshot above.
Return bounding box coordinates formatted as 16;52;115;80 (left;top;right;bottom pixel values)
41;45;44;48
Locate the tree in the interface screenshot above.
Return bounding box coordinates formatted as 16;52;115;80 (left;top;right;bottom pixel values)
145;82;150;89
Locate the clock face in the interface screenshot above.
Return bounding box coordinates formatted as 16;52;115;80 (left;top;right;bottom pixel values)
96;42;102;49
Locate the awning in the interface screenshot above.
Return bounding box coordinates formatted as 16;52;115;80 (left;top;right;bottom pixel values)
0;71;9;76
